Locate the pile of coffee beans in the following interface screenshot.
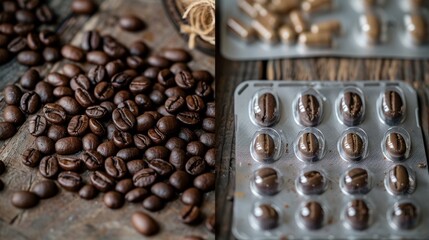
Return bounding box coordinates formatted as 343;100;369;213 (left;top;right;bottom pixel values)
2;30;215;237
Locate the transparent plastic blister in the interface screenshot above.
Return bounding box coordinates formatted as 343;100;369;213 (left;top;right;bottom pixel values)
249;88;281;127
293;88;325;127
234;81;429;239
378;85;407;125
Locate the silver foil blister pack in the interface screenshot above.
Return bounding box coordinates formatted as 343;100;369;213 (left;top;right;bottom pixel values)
221;0;429;60
233;81;429;239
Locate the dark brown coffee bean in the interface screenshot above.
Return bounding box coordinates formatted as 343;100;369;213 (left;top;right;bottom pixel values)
116;147;140;162
169;170;192;191
103;35;128;59
389;165;410;195
194;172;215;192
79;184;97;199
178;128;197;143
186;156;206;176
90;170;115;192
136;113;156;133
112;107;136;131
342;132;364;160
22;148;41;167
4;85;22;105
300;201;324;230
129;76;151;94
382;90;404;124
148;55;171;68
161;48;191;63
343;168;370;194
148;90;165;106
165;137;186;151
133;168;157;188
148;159;174;177
298;132;319;161
206;102;215;118
72;0;97;15
88;118;105;136
253;167;280;196
47;125;67;141
111;72;133;89
36;5;55;23
165;86;186;98
20;91;40;114
180;205;201;224
111;131;132;149
181;187;202;206
142;195;164;211
345;199;370;230
105;60;125;77
26;32;42;50
145;146;170;161
155;117;178;136
174;71;195;89
156;69;175;87
81;150;104;170
67;115;89;136
129;40;149;57
340;91;363;126
53;86;74;98
386;132;407;160
104;191;124;209
126;55;146;69
134;94;152;110
192;70;213;83
61;44;84;62
169;148;186;170
43;103;67;124
125;188;149;202
115;178;134;194
87;65;107;85
81;30;101;51
253;133;275;161
143;67;160;80
87;50;109;65
151;182;175;201
177;111;200;125
195;80;213;99
298;94;321;127
35;81;54;103
86;105;108;119
55;137;82;155
127;159;146;176
17;50;42;66
11;191;39;209
31;180;58;199
57;96;81;115
391;202;418;230
20;69;40;90
70;74;90;91
114;90;132;105
62;63;82;78
252;204;279;230
204;148;215;168
131;211;160;236
97;140;117;157
0;121;16;140
82;133;100;151
58;171;82;191
170;63;190;75
39;155;59;179
16;9;36;23
36;136;55;154
105;156;127;179
94;82;114;101
46;72;69;87
3;105;25;124
28;116;47;137
39;30;59;46
298;170;326;195
58;156;82;171
187;141;206;156
7;37;27;53
202;118;215;133
75;88;95;108
120;15;145;31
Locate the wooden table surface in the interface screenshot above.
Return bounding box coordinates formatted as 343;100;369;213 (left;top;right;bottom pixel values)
216;56;429;239
0;0;215;239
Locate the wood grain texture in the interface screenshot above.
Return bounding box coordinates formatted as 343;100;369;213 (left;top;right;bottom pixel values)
216;56;429;239
0;0;214;239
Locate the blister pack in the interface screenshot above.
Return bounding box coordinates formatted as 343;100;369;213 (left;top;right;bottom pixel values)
233;81;429;239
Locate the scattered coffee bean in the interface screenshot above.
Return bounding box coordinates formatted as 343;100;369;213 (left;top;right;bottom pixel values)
58;171;82;191
22;148;42;167
151;182;175;201
125;187;148;202
0;122;16;140
3;105;25;124
180;205;201;224
104;191;124;209
58;156;82;172
119;15;145;32
20;91;40;114
194;172;215;192
90;170;115;192
131;211;159;236
143;195;164;211
4;85;22;104
39;155;59;178
181;187;202;206
11;191;39;209
31;180;58;199
79;184;97;200
72;0;97;15
55;137;82;155
36;136;55;154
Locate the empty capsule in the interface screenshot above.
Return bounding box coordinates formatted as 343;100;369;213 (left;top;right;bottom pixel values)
405;14;427;44
237;0;258;18
302;0;333;13
290;10;309;34
299;32;333;48
359;13;381;44
252;16;278;44
279;24;297;44
227;17;256;42
311;20;341;35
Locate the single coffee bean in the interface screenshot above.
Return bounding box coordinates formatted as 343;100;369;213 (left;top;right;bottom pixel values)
179;128;197;142
120;15;145;31
345;199;370;230
7;36;27;53
43;47;61;62
39;30;59;46
22;148;41;167
94;82;115;101
53;86;74;98
35;81;54;103
200;133;215;148
116;147;140;162
103;35;128;59
88;118;105;136
126;55;146;69
97;140;117;157
3;105;25;124
58;156;82;171
143;67;160;80
252;204;279;230
298;132;319;161
129;77;151;95
81;30;101;51
177;111;201;125
165;96;185;113
298;94;321;127
114;90;132;105
57;171;82;191
87;50;109;65
252;167;280;196
71;0;97;14
340;91;363;126
57;96;81;115
19;69;39;90
143;195;164;211
156;116;178;135
39;155;59;178
126;188;149;202
82;133;100;151
157;69;175;87
88;65;107;85
47;125;67;141
105;156;127;179
90;170;115;192
118;100;139;116
20;91;40;114
181;187;202;206
134;94;153;109
204;148;215;168
136;113;156;132
253;133;275;161
115;178;134;194
147;159;174;177
75;88;95;108
389;165;410;195
104;191;124;209
169;148;186;170
67;115;89;136
169;170;192;191
46;72;69;87
105;60;125;77
70;74;90;91
300;201;324;230
206;102;215;118
113;130;133;148
112;107;136;131
193;70;213;83
391;202;418;230
170;63;190;74
195;80;213;99
61;44;84;62
187;141;206;156
4;85;22;105
86;105;108;119
151;182;175;200
43;103;67;124
382;90;404;124
127;159;146;176
79;184;97;200
342;132;364;160
133;168;157;188
129;40;149;57
298;170;326;195
254;93;278;126
202;118;215;133
180;205;201;224
145;146;170;161
0;122;16;140
36;136;55;154
36;5;55;23
55;137;82;155
193;172;215;192
17;50;42;66
11;191;39;209
62;63;83;78
186;95;205;112
31;180;58;199
81;150;104;170
161;48;191;63
166;137;187;151
131;211;160;236
148;55;171;68
386;132;406;160
343;168;370;194
186;156;207;176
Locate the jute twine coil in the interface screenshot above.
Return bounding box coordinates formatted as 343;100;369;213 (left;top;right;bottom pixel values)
180;0;215;49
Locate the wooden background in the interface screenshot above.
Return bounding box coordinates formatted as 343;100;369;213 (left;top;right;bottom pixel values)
216;56;429;239
0;0;215;239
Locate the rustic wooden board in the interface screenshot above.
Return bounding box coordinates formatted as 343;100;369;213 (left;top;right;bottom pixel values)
0;0;215;239
216;56;429;239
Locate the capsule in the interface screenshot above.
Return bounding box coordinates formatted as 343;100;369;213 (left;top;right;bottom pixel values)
279;24;297;44
361;0;377;8
311;20;341;35
359;13;381;44
301;0;333;13
290;10;309;34
227;17;256;42
298;32;333;48
237;0;257;18
405;14;427;45
253;3;280;29
252;16;278;44
268;0;300;13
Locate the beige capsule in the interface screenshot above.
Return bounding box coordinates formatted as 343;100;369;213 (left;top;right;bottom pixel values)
405;14;428;44
311;20;341;35
298;32;333;48
252;16;278;44
361;0;377;8
359;13;381;44
279;24;297;44
290;10;309;34
227;17;256;42
253;3;281;29
301;0;333;13
237;0;258;18
268;0;300;13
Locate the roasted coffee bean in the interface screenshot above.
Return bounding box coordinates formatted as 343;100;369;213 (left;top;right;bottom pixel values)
391;202;418;230
169;148;186;170
129;40;149;57
19;69;39;90
55;137;82;155
343;168;370;194
28;116;47;137
118;100;139;117
126;55;146;69
105;156;127;179
113;130;133;148
298;132;319;161
136;113;156;132
169;170;191;191
298;94;321;127
58;171;82;191
186;95;205;112
104;191;124;209
69;74;90;91
0;122;16;140
342;132;364;160
86;105;108;119
382;90;404;124
116;147;140;162
3;105;25;124
204;148;215;168
193;70;213;83
156;116;178;135
255;93;278;126
46;72;69;87
120;15;145;31
187;141;206;156
17;50;42;66
114;90;132;105
39;30;59;46
31;180;58;199
298;170;326;195
157;105;173;117
90;170;115;192
105;60;125;77
186;156;206;176
127;159;146;176
133;168;157;188
300;201;324;230
195;80;213;99
53;86;74;98
20;91;40;114
82;133;100;151
111;72;133;89
129;76;151;94
148;55;171;68
11;191;39;209
22;148;41;167
103;35;128;59
115;178;134;194
146;111;162;121
389;165;410;195
79;184;97;200
57;96;81;115
112;107;136;131
125;188;149;202
200;133;215;149
194;172;215;192
206;102;215;118
181;188;202;206
36;136;55;154
178;128;197;142
81;150;104;170
7;37;27;53
177;111;200;125
253;167;280;196
386;132;406;160
68;115;89;136
151;182;175;201
143;67;160;79
202;118;215;133
134;94;152;109
4;85;22;105
88;118;104;136
345;199;370;230
161;48;191;63
157;69;175;87
36;5;55;23
166;137;186;151
72;0;97;15
106;124;117;140
252;204;279;230
180;205;201;224
39;155;59;178
253;133;275;161
170;63;190;75
75;88;95;108
143;195;164;211
35;81;54;103
340;91;363;126
165;87;186;98
62;63;82;78
61;44;84;62
43;103;67;124
87;50;109;65
148;159;174;177
81;30;101;51
131;211;160;236
47;125;67;141
88;65;107;85
94;82;115;100
58;156;82;171
145;146;170;160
